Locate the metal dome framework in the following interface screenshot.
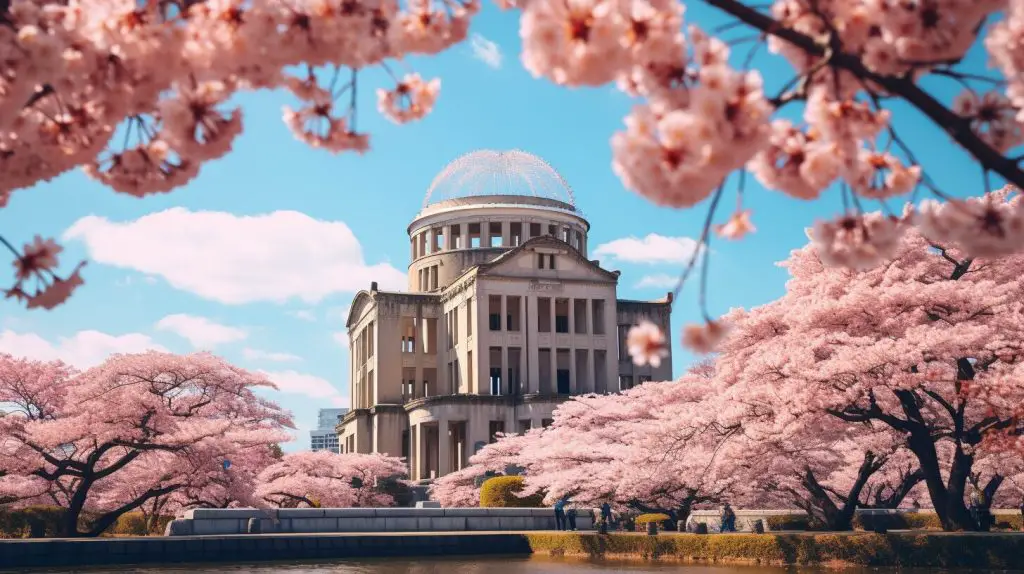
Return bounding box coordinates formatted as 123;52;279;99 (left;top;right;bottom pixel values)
422;150;578;210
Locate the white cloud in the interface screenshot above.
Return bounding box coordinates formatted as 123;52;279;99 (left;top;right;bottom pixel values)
287;310;317;322
155;314;248;349
593;234;702;265
64;208;406;305
470;33;503;69
262;370;348;407
243;348;302;363
0;330;168;369
635;274;678;289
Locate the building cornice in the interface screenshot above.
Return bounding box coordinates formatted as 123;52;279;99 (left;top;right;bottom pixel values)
401;392;574;412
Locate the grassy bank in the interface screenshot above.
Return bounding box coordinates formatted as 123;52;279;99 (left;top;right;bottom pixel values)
525;531;1024;568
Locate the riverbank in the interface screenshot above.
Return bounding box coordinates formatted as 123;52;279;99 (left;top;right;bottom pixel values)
2;531;1023;570
527;531;1024;569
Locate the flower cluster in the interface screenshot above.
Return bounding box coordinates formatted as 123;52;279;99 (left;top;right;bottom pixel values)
1;0;476;308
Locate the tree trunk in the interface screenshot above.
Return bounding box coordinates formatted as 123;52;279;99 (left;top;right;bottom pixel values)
800;458;874;532
906;433;977;531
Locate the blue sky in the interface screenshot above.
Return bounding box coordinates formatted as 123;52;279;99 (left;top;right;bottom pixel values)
0;4;998;450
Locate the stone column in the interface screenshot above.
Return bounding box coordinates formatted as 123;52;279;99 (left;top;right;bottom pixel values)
481;219;490;247
526;297;539;394
412;423;422;480
438;419;451;477
502;221;511;247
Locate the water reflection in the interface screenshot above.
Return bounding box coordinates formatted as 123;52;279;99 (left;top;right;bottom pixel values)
23;556;1014;574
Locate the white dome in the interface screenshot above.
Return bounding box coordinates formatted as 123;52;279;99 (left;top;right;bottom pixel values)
422;150;577;209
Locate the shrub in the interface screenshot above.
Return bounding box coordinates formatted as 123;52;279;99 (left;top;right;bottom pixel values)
635;513;670;525
105;512;173;536
766;514;810;531
479;476;544;508
0;506;66;538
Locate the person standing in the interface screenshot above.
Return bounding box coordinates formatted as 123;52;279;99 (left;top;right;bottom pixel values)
600;502;612;527
566;506;578;531
553;498;567;531
720;503;737;533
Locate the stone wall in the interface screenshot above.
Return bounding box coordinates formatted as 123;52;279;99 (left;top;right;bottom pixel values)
686;509;803;532
685;508;1023;532
166;507;594;536
0;532;535;570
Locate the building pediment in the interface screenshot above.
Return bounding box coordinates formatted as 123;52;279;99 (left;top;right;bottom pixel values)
476;235;619;283
346;291;376;329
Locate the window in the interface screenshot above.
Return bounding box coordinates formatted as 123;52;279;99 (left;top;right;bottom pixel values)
511;223;523;246
434;228;443;251
451;226;462;249
489;421;505;443
639;375;652;385
619;375;634;391
548;224;557;236
506;296;522;331
592;300;606;335
468;350;474;389
489;347;503;395
489;222;503;247
489;294;502;331
466;297;473;337
548;254;556;269
555;299;569;333
617;324;630;361
537;253;546;269
469;223;481;248
573;299;587;333
518;420;531;434
508;347;522;395
542;418;554;428
537;298;551;333
556;349;571;394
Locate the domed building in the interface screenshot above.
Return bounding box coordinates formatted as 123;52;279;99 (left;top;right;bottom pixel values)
338;150;673;481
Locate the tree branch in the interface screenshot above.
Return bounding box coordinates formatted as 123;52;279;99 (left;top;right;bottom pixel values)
700;0;1024;189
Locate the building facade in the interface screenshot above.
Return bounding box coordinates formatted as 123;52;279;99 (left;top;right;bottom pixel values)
310;408;348;452
337;150;673;481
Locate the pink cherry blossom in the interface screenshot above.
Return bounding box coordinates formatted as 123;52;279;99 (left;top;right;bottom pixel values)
808;212;906;271
915;187;1024;258
377;74;441;124
626;320;669;367
716;209;755;240
680;319;728;354
255;450;407;508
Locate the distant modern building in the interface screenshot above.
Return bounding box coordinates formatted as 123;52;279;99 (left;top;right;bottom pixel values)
310;408;348;452
337;149;673;480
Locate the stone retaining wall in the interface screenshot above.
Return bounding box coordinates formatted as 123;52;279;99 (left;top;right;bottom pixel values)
685;508;1022;532
0;532;534;570
166;507;594;536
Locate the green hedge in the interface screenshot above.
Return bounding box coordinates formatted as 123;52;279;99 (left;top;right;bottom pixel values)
479;476;544;508
854;511;1023;532
765;514;810;531
0;507;173;538
525;532;1024;568
0;506;67;538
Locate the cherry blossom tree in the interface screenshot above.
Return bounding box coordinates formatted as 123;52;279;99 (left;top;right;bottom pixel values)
726;413;913;530
504;375;739;525
0;351;293;537
428;429;535;507
254;450;407;508
92;442;279;532
713;207;1024;530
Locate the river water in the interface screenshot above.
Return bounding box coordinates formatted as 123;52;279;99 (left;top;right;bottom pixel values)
25;556;1008;573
